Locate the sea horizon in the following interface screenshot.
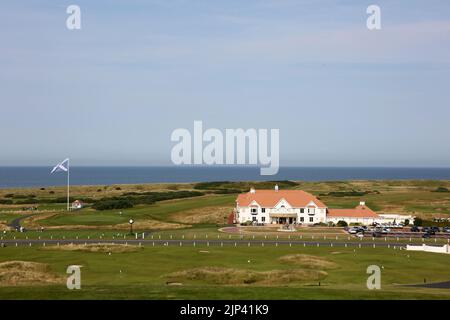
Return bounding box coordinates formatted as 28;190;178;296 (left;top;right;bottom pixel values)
1;166;450;189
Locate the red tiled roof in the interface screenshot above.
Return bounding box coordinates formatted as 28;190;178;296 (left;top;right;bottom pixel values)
327;205;379;218
236;190;326;208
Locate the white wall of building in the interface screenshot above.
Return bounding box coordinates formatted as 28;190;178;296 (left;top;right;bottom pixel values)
378;214;414;225
326;216;378;225
236;199;327;225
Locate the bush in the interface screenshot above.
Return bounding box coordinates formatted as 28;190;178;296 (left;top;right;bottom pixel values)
119;190;204;205
319;190;370;197
92;199;133;211
414;218;423;226
336;220;348;227
313;222;328;227
0;199;13;205
14;199;37;204
193;180;298;191
91;191;204;210
194;181;231;190
12;194;36;199
211;189;242;194
433;187;449;193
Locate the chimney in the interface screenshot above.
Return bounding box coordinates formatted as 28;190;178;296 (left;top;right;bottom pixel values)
250;188;256;194
359;201;366;206
275;184;279;192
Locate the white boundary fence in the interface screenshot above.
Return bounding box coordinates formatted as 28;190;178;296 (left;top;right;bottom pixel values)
406;244;450;254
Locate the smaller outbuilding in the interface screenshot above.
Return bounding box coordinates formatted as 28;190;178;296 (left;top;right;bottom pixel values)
71;200;84;210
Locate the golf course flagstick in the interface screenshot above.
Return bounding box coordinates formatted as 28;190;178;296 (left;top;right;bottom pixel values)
50;158;70;212
67;158;70;212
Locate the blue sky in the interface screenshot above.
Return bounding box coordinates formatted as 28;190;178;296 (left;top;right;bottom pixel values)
1;0;450;166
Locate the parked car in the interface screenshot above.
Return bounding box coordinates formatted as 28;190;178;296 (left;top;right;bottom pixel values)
422;233;432;239
348;227;364;234
443;227;450;233
431;226;441;233
372;232;382;237
410;226;420;232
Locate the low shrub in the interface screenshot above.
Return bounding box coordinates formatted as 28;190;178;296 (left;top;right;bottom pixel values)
433;187;449;193
92;199;133;211
336;220;348;227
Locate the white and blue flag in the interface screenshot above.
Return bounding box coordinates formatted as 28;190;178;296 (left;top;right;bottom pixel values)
51;158;69;173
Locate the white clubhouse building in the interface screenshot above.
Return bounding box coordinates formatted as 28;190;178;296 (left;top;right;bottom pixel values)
235;186;413;226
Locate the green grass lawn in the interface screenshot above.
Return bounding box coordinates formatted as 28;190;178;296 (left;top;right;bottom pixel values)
0;213;25;224
1;245;450;299
4;181;450;232
2;181;450;300
38;194;235;227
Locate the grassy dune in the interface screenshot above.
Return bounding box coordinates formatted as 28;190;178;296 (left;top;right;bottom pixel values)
0;246;450;299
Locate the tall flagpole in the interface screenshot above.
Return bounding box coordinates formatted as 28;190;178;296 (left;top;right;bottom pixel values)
67;158;70;212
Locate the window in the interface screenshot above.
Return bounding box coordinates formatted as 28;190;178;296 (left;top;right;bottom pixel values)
262;208;266;213
252;216;257;222
309;217;314;222
251;208;257;214
262;217;265;222
300;208;304;213
300;217;304;222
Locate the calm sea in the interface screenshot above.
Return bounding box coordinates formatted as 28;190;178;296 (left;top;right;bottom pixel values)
0;166;450;189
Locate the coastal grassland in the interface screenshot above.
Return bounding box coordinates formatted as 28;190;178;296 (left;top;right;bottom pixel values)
35;194;235;228
0;245;450;299
0;183;198;201
1;180;450;232
295;180;450;217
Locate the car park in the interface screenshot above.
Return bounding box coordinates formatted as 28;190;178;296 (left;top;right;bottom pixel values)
372;232;382;237
348;227;365;234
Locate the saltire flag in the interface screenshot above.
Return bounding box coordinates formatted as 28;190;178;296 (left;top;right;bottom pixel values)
51;158;69;173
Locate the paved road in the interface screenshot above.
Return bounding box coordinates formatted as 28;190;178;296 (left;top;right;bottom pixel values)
407;281;450;289
8;214;36;230
0;238;427;248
